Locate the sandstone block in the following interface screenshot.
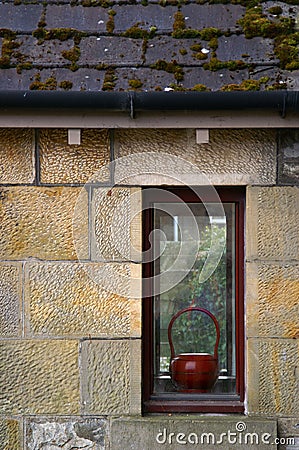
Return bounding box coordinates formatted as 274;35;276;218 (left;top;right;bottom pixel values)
247;187;299;261
246;262;299;338
0;263;22;337
0;187;88;260
91;187;142;262
0;418;21;450
24;262;141;338
114;129;276;185
26;417;108;450
39;129;110;184
0;129;34;184
80;339;141;415
0;340;80;414
247;338;299;416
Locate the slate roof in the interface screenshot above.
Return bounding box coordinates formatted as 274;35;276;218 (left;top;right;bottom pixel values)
0;0;299;92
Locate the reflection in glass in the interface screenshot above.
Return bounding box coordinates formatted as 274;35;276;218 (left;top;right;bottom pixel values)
153;203;236;395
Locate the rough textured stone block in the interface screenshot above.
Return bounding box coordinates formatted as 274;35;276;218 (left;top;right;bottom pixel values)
278;129;299;185
247;339;299;416
91;187;142;262
81;339;141;414
0;418;22;450
0;187;88;260
0;129;34;184
39;129;110;184
111;417;277;449
25;262;141;337
0;263;22;337
0;340;80;414
114;129;276;185
247;187;299;261
246;263;299;338
26;417;108;450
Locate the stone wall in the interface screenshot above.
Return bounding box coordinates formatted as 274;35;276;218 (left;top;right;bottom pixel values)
0;128;298;449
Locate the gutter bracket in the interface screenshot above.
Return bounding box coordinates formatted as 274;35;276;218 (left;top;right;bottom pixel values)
129;92;135;120
279;92;287;119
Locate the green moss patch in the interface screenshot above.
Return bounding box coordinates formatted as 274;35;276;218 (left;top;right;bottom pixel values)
102;67;118;90
61;46;81;71
59;80;73;90
203;57;247;71
29;73;57;90
106;9;116;34
128;78;143;89
0;34;20;69
122;22;156;39
151;59;184;81
238;7;294;39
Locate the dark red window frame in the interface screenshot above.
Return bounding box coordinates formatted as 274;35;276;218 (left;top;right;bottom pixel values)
142;186;245;414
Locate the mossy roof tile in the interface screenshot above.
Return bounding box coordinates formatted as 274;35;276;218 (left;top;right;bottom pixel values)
113;5;176;33
0;4;43;32
79;36;143;65
45;6;109;33
217;35;278;65
180;4;245;32
145;36;212;66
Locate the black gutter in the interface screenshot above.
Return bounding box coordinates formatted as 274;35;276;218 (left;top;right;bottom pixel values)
0;90;299;115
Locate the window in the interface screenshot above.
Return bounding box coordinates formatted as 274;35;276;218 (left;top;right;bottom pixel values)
142;187;245;413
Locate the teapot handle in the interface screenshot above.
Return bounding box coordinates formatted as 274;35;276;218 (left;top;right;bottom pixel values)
168;306;220;360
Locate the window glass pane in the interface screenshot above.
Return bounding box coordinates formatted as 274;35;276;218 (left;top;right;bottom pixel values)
153;202;235;395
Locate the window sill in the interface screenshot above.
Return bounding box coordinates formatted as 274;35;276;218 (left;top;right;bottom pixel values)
143;398;244;414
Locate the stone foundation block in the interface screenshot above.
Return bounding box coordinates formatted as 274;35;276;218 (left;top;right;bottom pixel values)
110;416;278;449
0;187;88;260
246;187;299;261
114;129;276;185
247;338;299;416
80;339;141;415
24;262;141;338
39;129;110;184
278;419;299;439
246;262;299;338
26;417;108;450
0;418;22;450
0;340;80;414
0;129;34;184
0;262;22;337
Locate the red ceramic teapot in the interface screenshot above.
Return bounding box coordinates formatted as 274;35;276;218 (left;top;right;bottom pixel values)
168;306;220;392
